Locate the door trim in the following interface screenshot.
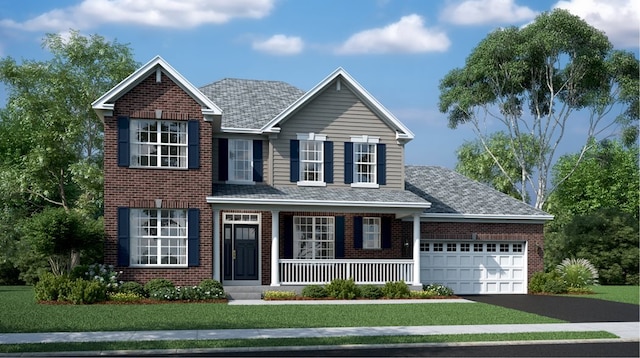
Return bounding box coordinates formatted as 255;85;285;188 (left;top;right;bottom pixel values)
222;212;261;285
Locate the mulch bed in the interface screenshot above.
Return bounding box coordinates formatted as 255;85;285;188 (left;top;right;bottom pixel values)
38;298;228;305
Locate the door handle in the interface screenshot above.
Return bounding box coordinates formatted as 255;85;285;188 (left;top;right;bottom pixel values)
232;250;236;260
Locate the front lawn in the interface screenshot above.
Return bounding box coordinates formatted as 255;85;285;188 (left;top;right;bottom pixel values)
0;286;561;333
565;285;639;305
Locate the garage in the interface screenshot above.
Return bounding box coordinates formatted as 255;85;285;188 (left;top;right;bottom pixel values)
420;241;527;294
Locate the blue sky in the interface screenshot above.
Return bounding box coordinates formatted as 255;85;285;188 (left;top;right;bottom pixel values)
0;0;638;168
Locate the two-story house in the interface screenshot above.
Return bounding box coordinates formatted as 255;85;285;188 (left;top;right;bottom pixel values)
93;56;552;296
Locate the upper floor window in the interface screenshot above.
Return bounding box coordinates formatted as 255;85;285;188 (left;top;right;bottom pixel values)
117;117;199;169
290;133;333;186
228;139;253;183
345;136;386;188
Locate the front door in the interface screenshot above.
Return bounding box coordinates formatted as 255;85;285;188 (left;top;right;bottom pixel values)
224;224;259;281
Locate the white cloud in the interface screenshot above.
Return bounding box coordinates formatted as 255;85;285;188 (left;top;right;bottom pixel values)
554;0;639;48
441;0;538;25
0;0;275;31
335;14;450;55
252;34;304;55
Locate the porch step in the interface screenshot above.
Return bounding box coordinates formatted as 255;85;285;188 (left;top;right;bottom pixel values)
224;285;305;300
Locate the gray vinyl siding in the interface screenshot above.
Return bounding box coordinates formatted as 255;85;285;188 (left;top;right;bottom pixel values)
271;80;405;189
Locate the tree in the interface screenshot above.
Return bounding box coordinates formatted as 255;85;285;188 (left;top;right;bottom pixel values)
438;9;639;209
455;131;540;201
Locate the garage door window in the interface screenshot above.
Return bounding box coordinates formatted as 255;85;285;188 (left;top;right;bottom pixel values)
500;243;509;252
433;243;443;251
473;243;483;252
486;243;496;252
447;243;457;251
460;243;470;252
513;243;523;252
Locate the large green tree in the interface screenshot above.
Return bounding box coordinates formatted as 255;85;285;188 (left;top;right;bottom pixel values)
0;31;138;279
439;9;639;209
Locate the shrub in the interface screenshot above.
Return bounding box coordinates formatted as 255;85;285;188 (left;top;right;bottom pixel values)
359;285;383;299
34;272;72;301
423;283;454;297
119;281;145;297
529;271;567;294
382;281;410;299
108;292;143;302
67;279;107;304
325;278;360;299
301;285;328;298
263;290;297;300
144;278;175;295
198;279;225;298
148;285;227;301
556;258;599;288
410;290;435;299
566;287;594;294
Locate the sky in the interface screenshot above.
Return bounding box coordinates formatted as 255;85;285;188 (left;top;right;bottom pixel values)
0;0;638;169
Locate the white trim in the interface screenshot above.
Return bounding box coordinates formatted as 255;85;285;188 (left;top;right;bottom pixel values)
207;196;430;210
297;133;327;141
261;68;414;141
419;213;554;223
350;183;379;189
350;135;379;143
297;181;327;187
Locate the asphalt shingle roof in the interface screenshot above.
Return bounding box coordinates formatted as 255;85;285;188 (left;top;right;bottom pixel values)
199;78;305;129
404;165;549;216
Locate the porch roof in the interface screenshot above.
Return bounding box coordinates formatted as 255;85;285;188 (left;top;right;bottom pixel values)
207;184;430;218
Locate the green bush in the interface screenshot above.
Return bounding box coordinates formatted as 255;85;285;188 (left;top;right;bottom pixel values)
34;272;72;301
198;279;225;296
529;271;567;294
144;278;175;295
325;278;360;299
67;279;107;304
423;283;454;296
108;292;143;302
301;285;327;298
410;290;436;299
148;285;227;301
119;281;145;296
382;281;410;298
359;284;383;299
556;258;599;288
262;290;297;300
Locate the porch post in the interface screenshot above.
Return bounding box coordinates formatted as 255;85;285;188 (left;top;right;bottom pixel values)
270;210;280;286
412;213;421;286
212;209;221;281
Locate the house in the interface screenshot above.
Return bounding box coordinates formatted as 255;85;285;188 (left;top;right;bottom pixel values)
92;56;552;295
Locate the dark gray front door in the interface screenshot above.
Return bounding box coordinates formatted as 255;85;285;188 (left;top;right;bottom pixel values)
224;224;258;280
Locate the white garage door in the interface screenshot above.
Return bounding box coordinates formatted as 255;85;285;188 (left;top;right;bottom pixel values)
420;241;527;294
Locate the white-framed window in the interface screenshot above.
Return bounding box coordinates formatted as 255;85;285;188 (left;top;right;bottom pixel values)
228;139;253;182
130;209;188;266
297;133;326;186
362;217;381;249
350;135;379;188
293;216;334;259
130;120;187;168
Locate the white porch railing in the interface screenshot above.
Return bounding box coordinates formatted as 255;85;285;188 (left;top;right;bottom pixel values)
279;259;414;285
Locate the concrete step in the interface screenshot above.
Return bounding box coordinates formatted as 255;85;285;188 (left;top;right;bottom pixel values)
223;285;305;300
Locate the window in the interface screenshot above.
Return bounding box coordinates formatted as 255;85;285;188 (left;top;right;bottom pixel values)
500;243;509;252
300;140;323;182
473;243;483;252
130;209;188;266
228;139;253;182
447;243;457;252
293;216;334;259
130;120;187;168
433;243;443;252
420;241;430;252
354;143;376;184
460;243;470;252
486;243;496;252
362;217;381;249
512;243;523;253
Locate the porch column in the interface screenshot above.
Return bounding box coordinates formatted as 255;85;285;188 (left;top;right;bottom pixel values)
412;213;422;286
212;209;221;281
270;210;280;286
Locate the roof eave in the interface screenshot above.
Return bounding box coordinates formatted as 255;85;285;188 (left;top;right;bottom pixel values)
420;213;554;223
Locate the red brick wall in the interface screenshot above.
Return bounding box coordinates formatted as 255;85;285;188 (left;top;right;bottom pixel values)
103;71;213;286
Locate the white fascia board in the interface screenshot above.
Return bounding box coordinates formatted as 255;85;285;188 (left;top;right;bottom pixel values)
206;196;430;210
220;127;264;134
419;213;554;223
92;55;222;118
260;68;414;141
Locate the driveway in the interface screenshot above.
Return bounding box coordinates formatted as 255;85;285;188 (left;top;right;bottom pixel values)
461;294;639;323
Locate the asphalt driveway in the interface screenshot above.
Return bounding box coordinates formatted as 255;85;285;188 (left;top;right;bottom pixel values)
461;294;640;323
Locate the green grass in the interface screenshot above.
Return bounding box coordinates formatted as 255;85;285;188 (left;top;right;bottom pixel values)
564;285;639;305
0;331;618;354
0;286;561;333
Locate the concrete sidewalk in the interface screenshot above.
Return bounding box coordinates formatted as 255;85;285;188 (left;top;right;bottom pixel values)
0;322;638;345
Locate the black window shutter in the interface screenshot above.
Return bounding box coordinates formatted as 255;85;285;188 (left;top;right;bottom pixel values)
188;120;200;169
218;138;228;181
382;216;392;249
344;142;353;184
284;216;293;259
377;143;386;185
117;116;130;167
117;207;130;267
290;140;299;182
253;140;263;182
324;141;333;183
188;208;200;266
335;216;345;258
353;216;363;249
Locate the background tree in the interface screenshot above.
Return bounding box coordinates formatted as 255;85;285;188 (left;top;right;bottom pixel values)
439;9;639;209
456;131;540;201
0;31;138;281
544;140;639;283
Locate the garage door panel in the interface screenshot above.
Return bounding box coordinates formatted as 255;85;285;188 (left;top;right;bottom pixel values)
421;241;527;295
